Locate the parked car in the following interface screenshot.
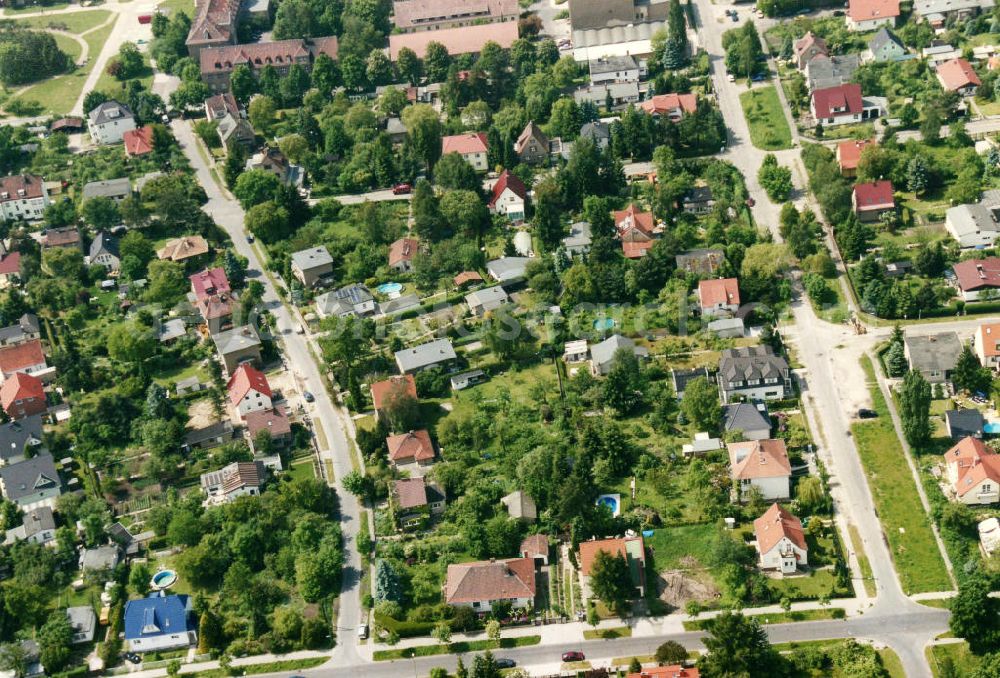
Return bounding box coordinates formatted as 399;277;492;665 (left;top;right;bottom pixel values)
858;408;878;419
303;391;315;403
495;659;516;669
746;197;756;207
562;651;585;662
246;234;255;243
358;624;368;639
833;9;845;15
727;73;736;82
731;11;739;20
392;183;412;195
123;653;142;664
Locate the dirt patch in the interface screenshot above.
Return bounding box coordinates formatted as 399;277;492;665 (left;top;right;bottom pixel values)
186;397;219;430
656;569;720;609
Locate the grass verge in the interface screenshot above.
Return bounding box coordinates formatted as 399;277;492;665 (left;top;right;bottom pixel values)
739;85;792;150
850;356;951;594
682;607;844;630
918;598;952;609
926;642;980;677
583;626;631;640
372;635;541;661
191;657;328;677
847;524;876;598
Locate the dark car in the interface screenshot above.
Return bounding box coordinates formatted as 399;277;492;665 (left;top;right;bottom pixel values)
746;197;756;207
246;234;255;243
392;183;412;195
123;653;142;664
858;408;878;419
303;391;315;403
495;659;516;669
562;651;585;662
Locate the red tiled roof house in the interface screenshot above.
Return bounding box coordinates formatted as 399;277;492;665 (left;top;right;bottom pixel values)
974;322;1000;370
0;372;46;420
698;278;740;318
123;126;155;157
614;204;657;259
520;533;550;565
728;438;791;501
488;170;527;222
944;436;1000;505
953;257;1000;301
811;83;872;127
937;58;982;96
190;267;235;334
753;503;808;573
227;363;272;417
0;340;47;383
638;93;697;121
388;238;419;272
370;374;417;418
444;557;535;612
836;138;876;177
393;477;446;529
794;31;828;70
852;180;895;223
244;408;292;449
578;536;646;600
846;0;899;31
441;133;489;172
626;666;700;678
387;429;436;468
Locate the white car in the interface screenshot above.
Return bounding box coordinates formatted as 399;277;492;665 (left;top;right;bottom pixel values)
727;73;736;82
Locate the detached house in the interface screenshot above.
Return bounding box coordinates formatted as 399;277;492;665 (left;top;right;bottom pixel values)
944;436;1000;505
200;460;266;505
698;278;740;317
88;101;136;145
226;363;272;417
0;453;61;510
388;238;419;272
793;31;828;70
387;429;436;468
123;594;197;653
578;536;646;599
514;122;549;165
937;58;981;96
717;345;792;403
846;0;899;31
728;439;792;501
488;170;527;222
393;477;445;530
89;232;120;271
974;323;1000;370
0;175;50;222
946;201;1000;248
614;204;657;259
466;286;509;316
0;340;47;383
190;267;234;334
953;257;1000;301
754;503;808;573
123;126;155;157
212;325;261;375
394;338;457;374
370;374;417;418
591;334;648;376
638;93;697;121
903;332;962;384
158;235;210;263
441;133;489;172
245;408;292;449
866;27;907;62
837;138;875;177
445;558;536;612
812;84;865;127
852;180;895;223
0;372;46;420
291;247;334;287
246;146;304;187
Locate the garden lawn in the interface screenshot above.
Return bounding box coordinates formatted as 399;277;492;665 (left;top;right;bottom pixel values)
767;568;843;600
13;8;110;32
644;524;717;571
851;356;951;594
94;50;154;96
157;0;195;14
287;458;317;482
583;626;631;640
739;86;792;150
926;642;980;677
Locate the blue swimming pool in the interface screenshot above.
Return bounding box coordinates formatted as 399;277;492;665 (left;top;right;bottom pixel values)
593;318;616;330
377;282;403;295
986;422;1000;435
150;569;177;590
596;494;620;516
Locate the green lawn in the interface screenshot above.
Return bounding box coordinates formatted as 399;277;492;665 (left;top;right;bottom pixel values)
847;524;876;597
12;8;110;32
583;626;631;640
851;357;951;594
926;642;980;677
51;33;82;61
373;635;541;661
3;1;70;14
739;86;793;150
767;568;844;600
157;0;194;14
94;51;154;96
684;607;844;630
287;458;317;482
644;524;717;571
191;658;328;678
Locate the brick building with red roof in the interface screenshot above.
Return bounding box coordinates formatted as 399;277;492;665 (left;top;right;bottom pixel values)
444;557;535;610
441;132;489;172
852;180;895;222
944;436;1000;505
0;372;46;420
698;278;740;317
488;170;527;222
953;257;1000;301
936;57;982;96
638;93;697;121
123;126;155;157
227;363;272;417
753;503;808;573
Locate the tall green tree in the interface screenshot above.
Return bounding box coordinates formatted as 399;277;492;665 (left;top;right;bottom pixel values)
681;376;721;432
699;611;787;676
898;369;932;447
589;549;635;617
950;574;1000;654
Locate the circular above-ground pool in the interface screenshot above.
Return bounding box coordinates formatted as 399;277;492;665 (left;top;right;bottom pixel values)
596;493;621;517
376;282;403;295
150;569;177;591
593;317;616;330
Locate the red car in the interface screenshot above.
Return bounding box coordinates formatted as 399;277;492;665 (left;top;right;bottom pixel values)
562;651;585;662
138;14;152;23
392;183;412;195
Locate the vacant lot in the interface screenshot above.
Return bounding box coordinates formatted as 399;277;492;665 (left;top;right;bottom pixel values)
926;642;980;677
851;357;951;594
739;86;792;150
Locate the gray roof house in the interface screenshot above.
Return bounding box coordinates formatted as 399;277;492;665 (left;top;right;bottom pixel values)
0;415;45;466
66;606;97;644
805;54;860;91
590;334;648;376
866;27;907;62
395;338;457;374
501;491;537;521
465;286;509;316
0;453;60;510
945;202;1000;249
903;332;963;384
81;177;131;202
945;408;985;440
89;232;120;271
707;317;745;338
486;257;530;283
563;221;592;255
3;505;56;546
212;325;261;375
378;294;421;317
0;314;40;347
722;403;772;441
579;121;610;149
315;284;376;319
290;247;334;288
671;366;712;399
79;544;120;571
717;346;791;403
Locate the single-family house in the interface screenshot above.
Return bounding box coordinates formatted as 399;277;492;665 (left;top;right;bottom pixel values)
0;314;39;348
82;177;131;203
217;114;256;151
388;238;419;272
442;133;489;172
676;248;724;275
204;92;241;121
501;491;537;521
212;325;261;375
573;81;641;109
42;226;81;251
201;460;266;504
444;557;536;611
866;27;907;62
564;339;590;363
454;271;484;288
379;294;421;319
466;286;509;316
638;93;697;121
836;138;875;177
811;83;876;127
157;236;210;263
728;439;792;501
486;257;530;283
0;340;47;382
903;332;962;384
805;54;860;91
681;186;716;215
937;57;981;96
123;126;155;157
0;416;44;466
578;536;646;598
393;477;446;529
370;374;417;417
589;54;641;84
66;606;97;644
682;432;723;456
387;429;436;467
4;506;55;546
88;101;136;145
514;122;549;165
794;31;828;70
846;0;899;31
754;503;808;574
614;203;657;259
80;545;120;572
0;252;20;288
853;180;895;223
954;257;1000;301
394;338;457;374
291;247;334;288
946;202;1000;248
190;267;230;299
245;146;304;186
190;267;235;333
520;534;550;565
0;453;60;510
671;366;711;399
946;409;985;440
184;419;234;451
590;334;648;376
944;436;1000;505
89;232;120;271
579;121;610;149
698;278;740;317
123;594;197;653
226;363;272;417
974;323;1000;370
717;345;792;403
0;175;49;222
723;402;772;441
315;284;377;319
0;372;46;420
563;221;592;255
708;317;745;338
488;170;527;222
246;408;293;449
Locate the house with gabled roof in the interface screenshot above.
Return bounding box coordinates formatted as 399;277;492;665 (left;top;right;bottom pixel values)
444;557;536;611
836;138;876;177
501;490;537;521
0;314;38;348
0;453;60;510
4;506;55;547
226;363;272;417
578;536;646;599
212;326;261;375
200;460;266;505
520;533;549;565
387;429;436;468
441;133;489;172
811;83;864;126
394;338;456;374
638;93;697;121
728;439;791;501
698;278;740;318
591;334;648;376
626;666;699;678
974;322;1000;370
393;477;445;529
515;121;549;165
865;27;907;62
370;374;417;417
89;231;120;271
754;503;808;573
937;57;981;96
614;204;656;259
853;180;895;222
0;372;46;420
805;54;860;92
946;409;985;441
315;284;376;319
903;331;962;384
466;286;509;316
488;170;527;222
723;403;771;441
846;0;899;31
88;101;135;145
123;593;197;652
0;416;44;466
0;340;47;383
953;257;1000;301
389;237;419;272
794;31;828;70
944;436;1000;505
717;345;791;403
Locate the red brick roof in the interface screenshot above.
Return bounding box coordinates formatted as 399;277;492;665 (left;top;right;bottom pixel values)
244;408;291;438
614;204;655;237
937;58;981;91
454;271;484;287
794;32;827;62
578;536;645;576
976;323;1000;357
387;429;435;463
388;21;519;60
394;477;429;510
753;503;806;555
812;83;863;119
392;0;519;29
227;363;271;405
698;277;740;309
445;557;535;604
190;267;230;300
442;132;488;156
0;371;44;411
123;126;155;157
627;667;700;678
370;374;417;411
0;174;45;203
728;439;791;480
638;93;697;117
954;258;1000;292
622;241;655;259
0;252;21;276
200;37;339;75
195;293;235;320
836;138;875;172
489;170;527;208
853;180;895;211
945;436;1000;498
388;238;419;267
0;340;44;376
848;0;899;22
520;533;549;559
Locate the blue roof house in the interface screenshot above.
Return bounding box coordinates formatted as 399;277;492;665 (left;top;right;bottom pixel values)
123;593;197;653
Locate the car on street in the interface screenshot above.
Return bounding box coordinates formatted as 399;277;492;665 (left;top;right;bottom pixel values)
246;234;255;243
562;651;585;662
727;73;736;82
495;659;516;669
303;391;315;403
746;197;756;207
123;653;142;664
731;11;739;20
358;624;368;639
392;183;412;195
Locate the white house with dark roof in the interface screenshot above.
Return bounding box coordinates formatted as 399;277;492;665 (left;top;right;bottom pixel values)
717;346;791;403
903;332;962;384
290;247;334;288
394;338;457;374
0;453;60;510
0;175;49;222
88;101;136;145
723;403;771;441
3;506;55;546
590;334;648;376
